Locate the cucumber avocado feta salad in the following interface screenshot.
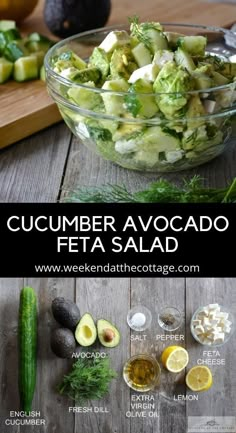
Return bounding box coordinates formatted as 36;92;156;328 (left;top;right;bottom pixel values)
51;18;236;171
0;20;53;83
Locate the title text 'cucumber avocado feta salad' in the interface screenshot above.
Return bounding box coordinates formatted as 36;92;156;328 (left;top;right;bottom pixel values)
47;18;236;171
0;19;53;83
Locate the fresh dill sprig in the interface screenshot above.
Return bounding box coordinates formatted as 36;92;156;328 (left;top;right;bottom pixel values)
128;15;152;50
58;355;117;404
64;176;236;203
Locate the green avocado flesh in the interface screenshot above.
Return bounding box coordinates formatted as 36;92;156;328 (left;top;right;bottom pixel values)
97;319;120;348
75;313;97;347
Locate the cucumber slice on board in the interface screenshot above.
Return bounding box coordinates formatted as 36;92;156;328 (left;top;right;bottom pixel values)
0;57;13;83
14;56;38;82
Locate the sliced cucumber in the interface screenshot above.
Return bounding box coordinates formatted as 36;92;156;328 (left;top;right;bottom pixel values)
175;48;196;72
101;78;129;116
0;57;13;83
30;51;45;68
14;56;38;82
164;31;185;49
25;40;53;54
40;65;46;81
28;32;52;43
4;28;21;42
4;41;28;62
212;71;230;86
177;36;207;56
0;20;16;31
146;29;168;53
132;42;152;67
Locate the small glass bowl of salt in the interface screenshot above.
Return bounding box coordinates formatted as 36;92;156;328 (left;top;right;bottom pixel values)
127;305;152;332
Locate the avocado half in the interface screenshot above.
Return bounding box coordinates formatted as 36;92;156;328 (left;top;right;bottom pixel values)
75;313;97;347
97;319;120;348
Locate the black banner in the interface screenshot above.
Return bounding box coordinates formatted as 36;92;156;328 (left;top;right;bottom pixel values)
0;203;234;277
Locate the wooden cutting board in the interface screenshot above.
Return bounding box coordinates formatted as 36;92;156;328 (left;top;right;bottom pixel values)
1;0;236;148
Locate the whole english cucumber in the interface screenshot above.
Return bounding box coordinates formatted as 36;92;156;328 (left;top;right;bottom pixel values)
19;286;37;414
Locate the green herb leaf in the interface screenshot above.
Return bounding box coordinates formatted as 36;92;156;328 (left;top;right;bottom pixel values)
58;355;117;404
64;176;236;203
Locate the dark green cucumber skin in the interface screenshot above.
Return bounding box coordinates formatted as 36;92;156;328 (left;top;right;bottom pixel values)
19;287;37;414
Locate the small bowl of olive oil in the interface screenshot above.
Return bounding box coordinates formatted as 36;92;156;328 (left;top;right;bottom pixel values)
123;354;161;392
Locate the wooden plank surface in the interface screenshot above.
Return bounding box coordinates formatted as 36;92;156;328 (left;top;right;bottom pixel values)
0;123;71;203
0;278;235;432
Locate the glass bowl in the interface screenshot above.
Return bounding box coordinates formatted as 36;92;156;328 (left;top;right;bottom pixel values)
158;306;182;331
190;305;235;347
45;24;236;172
123;354;161;392
127;305;152;332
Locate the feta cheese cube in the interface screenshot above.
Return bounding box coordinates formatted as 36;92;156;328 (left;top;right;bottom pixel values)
128;64;159;83
165;150;184;163
192;319;201;326
194;325;205;335
115;139;138;154
75;122;90;139
197;308;209;318
224;326;231;334
215;311;229;320
208;303;220;311
153;50;174;67
213;333;225;344
99;30;130;53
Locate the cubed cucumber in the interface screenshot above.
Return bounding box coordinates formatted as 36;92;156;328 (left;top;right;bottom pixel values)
101;79;129;116
0;33;6;54
212;71;230;85
4;28;21;42
0;57;13;83
28;32;52;43
0;20;16;31
125;79;158;118
67;81;102;110
25;40;52;54
177;36;207;56
30;51;45;68
146;29;168;53
4;41;28;62
219;62;236;78
192;70;213;90
14;56;38;82
141;126;181;152
132;42;152;67
72;67;101;84
164;31;185;49
40;65;46;81
175;48;196;72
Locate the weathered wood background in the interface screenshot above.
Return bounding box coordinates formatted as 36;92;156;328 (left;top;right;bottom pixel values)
0;278;235;433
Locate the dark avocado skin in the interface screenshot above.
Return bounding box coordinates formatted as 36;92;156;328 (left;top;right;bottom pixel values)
44;0;111;38
52;297;80;330
51;328;76;358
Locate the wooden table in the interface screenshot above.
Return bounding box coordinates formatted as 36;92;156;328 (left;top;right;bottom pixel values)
0;278;235;433
0;0;236;202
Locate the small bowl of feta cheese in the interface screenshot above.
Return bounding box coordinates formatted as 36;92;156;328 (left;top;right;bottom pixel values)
191;303;234;347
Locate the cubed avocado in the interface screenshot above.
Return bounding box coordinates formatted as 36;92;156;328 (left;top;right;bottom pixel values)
97;319;120;348
110;46;137;80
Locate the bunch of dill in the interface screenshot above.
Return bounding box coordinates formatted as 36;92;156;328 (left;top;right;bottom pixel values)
58;355;117;404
